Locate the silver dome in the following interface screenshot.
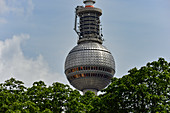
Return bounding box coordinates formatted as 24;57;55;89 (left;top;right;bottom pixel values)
65;42;115;91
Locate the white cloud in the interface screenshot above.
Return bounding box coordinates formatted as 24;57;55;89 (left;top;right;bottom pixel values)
0;0;34;15
0;0;9;14
0;34;66;87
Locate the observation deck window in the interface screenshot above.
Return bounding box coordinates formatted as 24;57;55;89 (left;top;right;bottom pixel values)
68;72;112;81
66;66;113;75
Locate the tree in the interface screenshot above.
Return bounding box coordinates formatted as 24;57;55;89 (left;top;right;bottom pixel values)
80;91;103;113
26;81;73;112
0;58;169;113
101;58;170;113
0;78;28;112
64;90;84;113
49;82;72;112
0;79;74;112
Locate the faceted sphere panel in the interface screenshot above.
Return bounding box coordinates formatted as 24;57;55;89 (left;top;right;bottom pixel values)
64;42;115;91
65;42;115;70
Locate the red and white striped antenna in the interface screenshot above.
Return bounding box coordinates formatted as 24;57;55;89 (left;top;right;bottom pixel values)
83;0;96;7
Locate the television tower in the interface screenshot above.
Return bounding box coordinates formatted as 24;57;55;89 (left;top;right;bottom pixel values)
64;0;115;95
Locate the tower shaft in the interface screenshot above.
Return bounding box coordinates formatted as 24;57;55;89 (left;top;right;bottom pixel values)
74;6;103;44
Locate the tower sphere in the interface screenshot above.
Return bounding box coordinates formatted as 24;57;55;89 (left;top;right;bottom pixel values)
65;42;115;94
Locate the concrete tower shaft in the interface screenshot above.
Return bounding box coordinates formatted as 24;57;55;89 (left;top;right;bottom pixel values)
74;1;103;44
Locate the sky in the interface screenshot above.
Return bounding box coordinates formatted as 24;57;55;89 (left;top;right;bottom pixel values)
0;0;170;87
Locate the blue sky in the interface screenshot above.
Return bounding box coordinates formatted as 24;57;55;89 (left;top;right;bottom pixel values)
0;0;170;87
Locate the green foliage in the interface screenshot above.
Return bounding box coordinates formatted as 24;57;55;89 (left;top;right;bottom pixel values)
101;58;170;112
0;58;169;112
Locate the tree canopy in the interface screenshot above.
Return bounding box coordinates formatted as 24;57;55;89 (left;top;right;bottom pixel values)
0;58;169;113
